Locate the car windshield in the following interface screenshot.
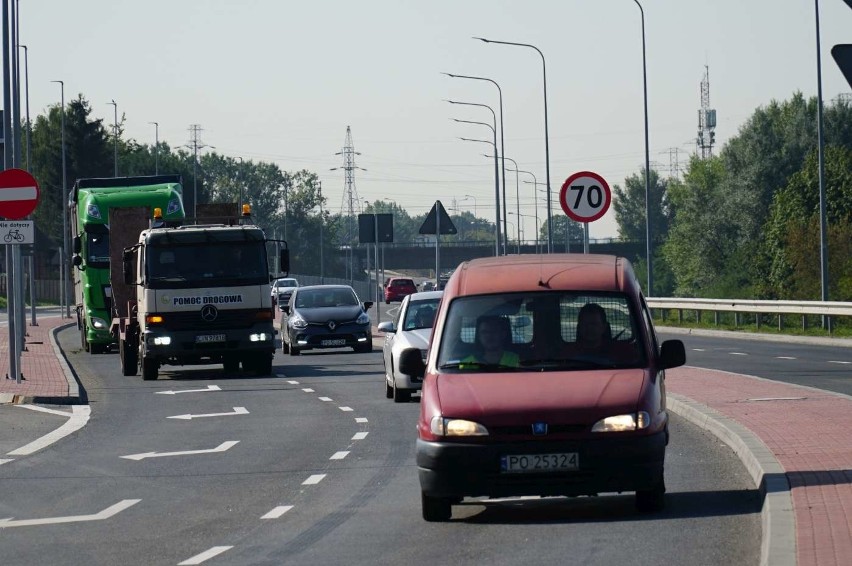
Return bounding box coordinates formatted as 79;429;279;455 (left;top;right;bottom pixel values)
403;298;440;331
276;279;298;288
295;288;359;308
436;291;646;372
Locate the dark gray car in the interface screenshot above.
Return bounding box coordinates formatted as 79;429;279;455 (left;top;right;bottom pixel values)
280;285;373;355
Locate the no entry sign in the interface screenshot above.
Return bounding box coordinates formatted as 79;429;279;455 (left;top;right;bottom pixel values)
0;168;40;220
559;171;611;223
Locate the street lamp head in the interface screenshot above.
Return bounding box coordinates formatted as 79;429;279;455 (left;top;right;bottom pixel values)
472;36;490;43
441;72;456;78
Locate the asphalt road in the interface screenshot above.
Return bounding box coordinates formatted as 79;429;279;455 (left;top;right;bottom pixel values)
0;327;762;566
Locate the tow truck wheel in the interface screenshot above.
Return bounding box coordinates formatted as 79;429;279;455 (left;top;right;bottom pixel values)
142;358;158;381
80;324;89;352
256;357;272;376
223;357;239;373
120;339;138;376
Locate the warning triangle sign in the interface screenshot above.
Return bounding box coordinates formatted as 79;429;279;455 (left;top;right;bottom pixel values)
419;200;457;235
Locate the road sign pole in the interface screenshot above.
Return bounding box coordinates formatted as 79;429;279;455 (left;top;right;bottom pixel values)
374;213;380;326
583;223;590;254
435;207;441;289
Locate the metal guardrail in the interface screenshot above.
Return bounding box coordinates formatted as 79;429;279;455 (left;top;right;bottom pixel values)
647;298;852;317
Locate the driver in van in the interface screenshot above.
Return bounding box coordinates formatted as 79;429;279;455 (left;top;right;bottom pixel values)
460;315;520;368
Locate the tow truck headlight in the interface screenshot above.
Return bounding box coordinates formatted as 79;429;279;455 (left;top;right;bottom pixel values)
430;416;489;437
356;312;370;325
591;411;650;432
151;336;172;346
166;197;181;215
250;333;271;342
90;317;108;330
291;315;308;329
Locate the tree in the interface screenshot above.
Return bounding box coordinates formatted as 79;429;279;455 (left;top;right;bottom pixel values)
538;215;584;251
612;168;671;244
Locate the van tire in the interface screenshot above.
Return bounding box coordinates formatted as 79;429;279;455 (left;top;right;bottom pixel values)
421;491;452;522
635;475;665;513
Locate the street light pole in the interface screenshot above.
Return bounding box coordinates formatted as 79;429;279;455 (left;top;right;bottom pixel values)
484;153;521;254
443;73;508;254
21;44;35;326
632;0;653;296
475;37;553;253
234;156;244;210
814;0;829;327
318;180;324;283
446;99;502;255
463;194;477;219
149;121;159;174
518;171;538;251
108;99;118;177
52;80;70;319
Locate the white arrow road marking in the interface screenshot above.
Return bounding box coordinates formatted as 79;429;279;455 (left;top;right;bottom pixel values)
178;546;233;565
0;499;140;528
302;474;326;485
261;505;293;519
15;404;72;417
0;459;14;465
121;441;239;461
8;405;91;456
167;407;249;420
155;385;221;395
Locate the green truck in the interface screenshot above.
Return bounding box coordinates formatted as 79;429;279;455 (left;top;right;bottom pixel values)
71;175;185;353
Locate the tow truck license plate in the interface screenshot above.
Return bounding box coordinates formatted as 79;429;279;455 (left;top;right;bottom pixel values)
321;338;346;346
196;334;226;343
500;453;578;473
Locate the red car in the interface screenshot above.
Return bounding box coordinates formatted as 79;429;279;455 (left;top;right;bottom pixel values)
384;277;417;304
399;254;686;521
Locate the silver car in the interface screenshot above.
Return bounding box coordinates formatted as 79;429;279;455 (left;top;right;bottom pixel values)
377;290;443;402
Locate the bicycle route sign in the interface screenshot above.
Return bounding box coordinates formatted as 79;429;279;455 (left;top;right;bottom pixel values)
0;167;40;220
0;220;33;245
559;170;611;223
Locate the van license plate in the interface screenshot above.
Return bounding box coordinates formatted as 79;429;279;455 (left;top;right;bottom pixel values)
321;339;346;346
196;334;226;343
500;453;579;473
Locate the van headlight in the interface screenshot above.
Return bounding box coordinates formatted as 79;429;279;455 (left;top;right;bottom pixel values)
591;411;650;432
430;416;489;437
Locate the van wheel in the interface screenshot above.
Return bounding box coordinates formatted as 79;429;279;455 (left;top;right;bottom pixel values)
393;381;410;403
142;358;159;381
635;475;666;513
421;491;452;522
120;339;138;376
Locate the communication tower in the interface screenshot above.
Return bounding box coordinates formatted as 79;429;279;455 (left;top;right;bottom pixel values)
697;66;717;159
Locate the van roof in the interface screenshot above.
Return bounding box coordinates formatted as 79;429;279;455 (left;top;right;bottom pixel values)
448;254;639;296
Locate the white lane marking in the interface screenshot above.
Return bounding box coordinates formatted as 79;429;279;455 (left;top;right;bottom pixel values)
691;348;706;352
0;499;140;528
352;432;368;440
261;505;294;520
287;380;299;385
15;404;72;417
318;397;333;402
155;385;221;395
729;352;748;356
0;459;14;465
167;407;249;420
178;546;234;565
338;406;353;412
8;405;91;456
828;360;851;365
302;388;315;393
776;356;796;360
121;441;239;461
355;417;368;424
302;474;326;485
330;451;350;460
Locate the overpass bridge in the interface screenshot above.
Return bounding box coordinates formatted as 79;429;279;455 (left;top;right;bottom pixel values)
335;239;645;271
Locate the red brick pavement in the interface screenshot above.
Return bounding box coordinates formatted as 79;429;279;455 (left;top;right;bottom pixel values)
669;366;852;566
0;316;72;400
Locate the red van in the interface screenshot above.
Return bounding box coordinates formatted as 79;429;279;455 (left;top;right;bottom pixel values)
398;254;685;521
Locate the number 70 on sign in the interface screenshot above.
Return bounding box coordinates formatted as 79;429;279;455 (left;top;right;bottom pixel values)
559;171;612;223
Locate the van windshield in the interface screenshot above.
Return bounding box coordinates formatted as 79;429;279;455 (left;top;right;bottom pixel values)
436;292;646;372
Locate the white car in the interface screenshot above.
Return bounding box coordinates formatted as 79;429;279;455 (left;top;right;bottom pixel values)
377;290;442;402
271;277;299;303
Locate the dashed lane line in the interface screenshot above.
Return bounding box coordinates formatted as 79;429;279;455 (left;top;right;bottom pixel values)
261;505;294;520
318;397;333;402
338;406;353;412
178;546;234;565
302;474;326;485
776;356;796;360
352;432;369;440
729;352;748;356
828;360;851;365
355;417;368;424
302;388;315;393
330;451;350;460
287;380;299;385
692;348;706;352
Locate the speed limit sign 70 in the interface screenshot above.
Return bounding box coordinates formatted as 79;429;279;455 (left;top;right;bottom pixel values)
559;171;611;223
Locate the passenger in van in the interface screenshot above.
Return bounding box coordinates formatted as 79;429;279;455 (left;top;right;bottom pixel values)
460;315;520;368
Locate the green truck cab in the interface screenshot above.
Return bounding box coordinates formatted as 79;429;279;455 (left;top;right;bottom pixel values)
71;175;185;353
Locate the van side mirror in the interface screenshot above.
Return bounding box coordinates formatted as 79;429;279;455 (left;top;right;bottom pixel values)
659;340;686;369
279;249;290;276
399;348;425;379
72;235;82;254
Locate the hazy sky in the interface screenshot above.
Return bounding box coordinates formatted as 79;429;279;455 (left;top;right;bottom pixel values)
21;0;852;239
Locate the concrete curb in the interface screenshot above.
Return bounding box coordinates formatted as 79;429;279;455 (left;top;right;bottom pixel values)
667;393;796;566
48;322;83;404
658;324;852;348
